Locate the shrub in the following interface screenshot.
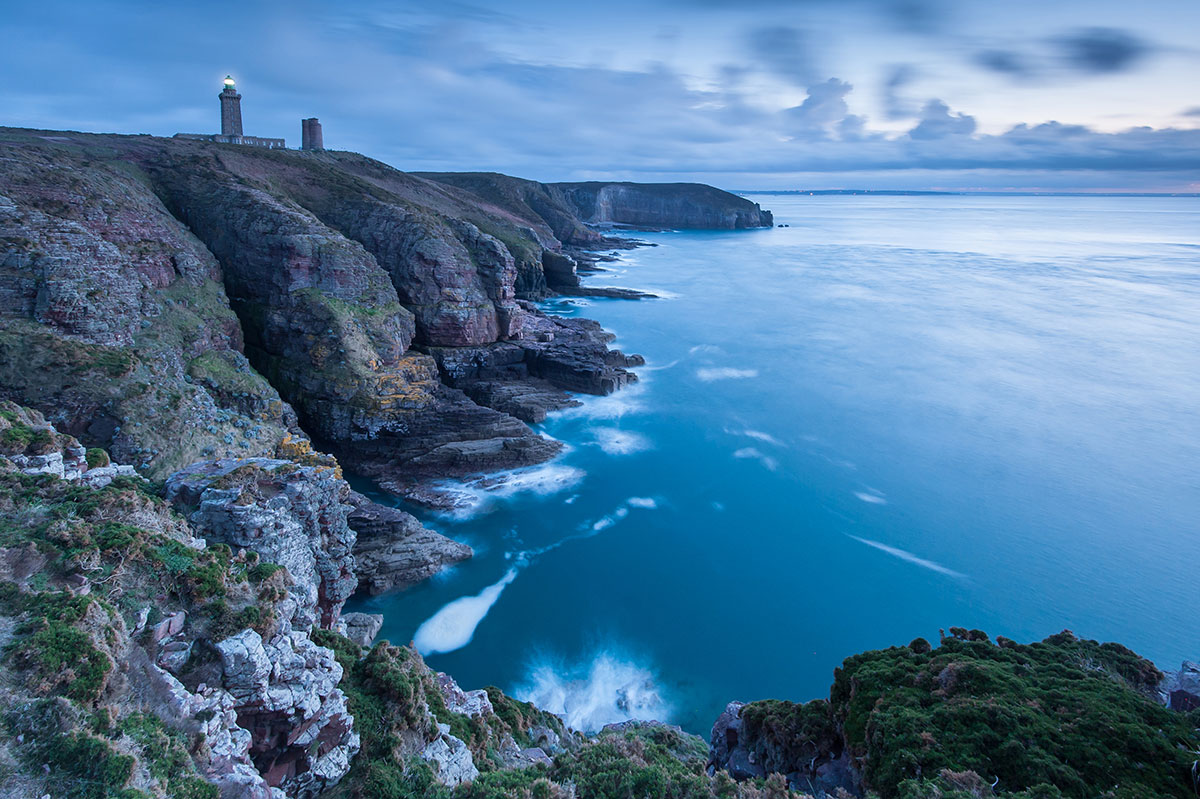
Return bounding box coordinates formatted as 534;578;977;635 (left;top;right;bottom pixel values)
828;632;1199;798
86;447;111;468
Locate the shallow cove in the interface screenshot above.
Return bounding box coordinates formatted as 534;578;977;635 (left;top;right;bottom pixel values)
346;194;1200;735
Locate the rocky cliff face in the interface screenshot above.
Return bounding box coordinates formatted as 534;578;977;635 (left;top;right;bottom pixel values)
0;128;659;497
553;182;774;230
0;131;298;478
0;405;351;798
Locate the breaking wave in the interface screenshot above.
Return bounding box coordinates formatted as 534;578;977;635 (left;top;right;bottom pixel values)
562;380;648;420
515;652;670;732
433;463;586;519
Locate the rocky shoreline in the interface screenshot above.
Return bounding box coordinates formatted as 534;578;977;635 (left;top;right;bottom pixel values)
0;126;1196;799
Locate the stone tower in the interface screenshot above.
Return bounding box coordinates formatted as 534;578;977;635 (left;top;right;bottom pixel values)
301;118;324;151
219;76;243;138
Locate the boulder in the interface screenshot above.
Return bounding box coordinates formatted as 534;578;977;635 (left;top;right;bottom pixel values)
339;612;384;648
423;723;480;787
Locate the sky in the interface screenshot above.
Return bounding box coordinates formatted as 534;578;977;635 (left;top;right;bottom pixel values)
3;0;1199;191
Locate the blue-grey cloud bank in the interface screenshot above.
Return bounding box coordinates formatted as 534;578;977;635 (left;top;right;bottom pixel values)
3;0;1198;191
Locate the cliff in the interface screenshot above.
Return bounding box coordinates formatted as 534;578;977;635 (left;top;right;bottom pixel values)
417;172;774;237
0;128;651;503
552;182;774;230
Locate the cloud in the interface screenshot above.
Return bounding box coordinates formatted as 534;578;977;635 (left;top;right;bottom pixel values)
746;26;821;88
881;64;919;119
908;99;976;140
785;78;854;135
2;1;1195;191
1182;107;1200;118
974;49;1033;77
1054;27;1149;74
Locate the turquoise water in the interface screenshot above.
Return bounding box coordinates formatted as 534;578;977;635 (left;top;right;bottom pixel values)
348;195;1200;735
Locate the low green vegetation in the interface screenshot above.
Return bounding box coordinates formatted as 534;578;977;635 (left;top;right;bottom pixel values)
737;629;1200;799
0;451;287;798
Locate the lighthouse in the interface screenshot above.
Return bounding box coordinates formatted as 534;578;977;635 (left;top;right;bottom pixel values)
173;76;286;148
219;76;243;138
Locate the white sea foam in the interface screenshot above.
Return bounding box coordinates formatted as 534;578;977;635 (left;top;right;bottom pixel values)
515;652;670;732
414;567;521;655
562;381;648;420
742;429;782;445
696;367;759;382
591;427;651;456
733;447;779;471
688;344;724;356
854;490;888;505
627;497;658;509
726;427;783;446
847;535;966;579
435;463;587;519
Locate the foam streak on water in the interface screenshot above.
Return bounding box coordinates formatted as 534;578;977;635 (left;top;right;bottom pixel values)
847;535;966;579
414;568;521;655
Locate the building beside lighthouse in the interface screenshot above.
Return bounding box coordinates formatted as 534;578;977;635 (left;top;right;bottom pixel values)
301;118;323;150
174;76;287;149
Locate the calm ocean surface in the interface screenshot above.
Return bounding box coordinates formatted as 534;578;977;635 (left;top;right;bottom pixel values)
347;194;1200;735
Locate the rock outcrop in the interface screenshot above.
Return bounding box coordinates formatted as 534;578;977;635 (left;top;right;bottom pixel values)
1161;661;1200;711
709;630;1200;799
346;490;472;594
165;458;358;628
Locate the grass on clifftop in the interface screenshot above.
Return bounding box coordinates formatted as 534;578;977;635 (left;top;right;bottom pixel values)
737;629;1200;799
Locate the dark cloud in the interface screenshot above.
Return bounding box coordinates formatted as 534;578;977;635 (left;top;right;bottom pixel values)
908;100;976;140
746;26;820;88
974;49;1033;77
881;64;918;119
1182;107;1200;117
1054;27;1149;74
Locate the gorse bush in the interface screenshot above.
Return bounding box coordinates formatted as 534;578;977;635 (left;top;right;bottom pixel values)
735;629;1200;798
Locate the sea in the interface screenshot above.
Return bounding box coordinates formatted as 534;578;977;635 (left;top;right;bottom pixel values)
345;194;1200;735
